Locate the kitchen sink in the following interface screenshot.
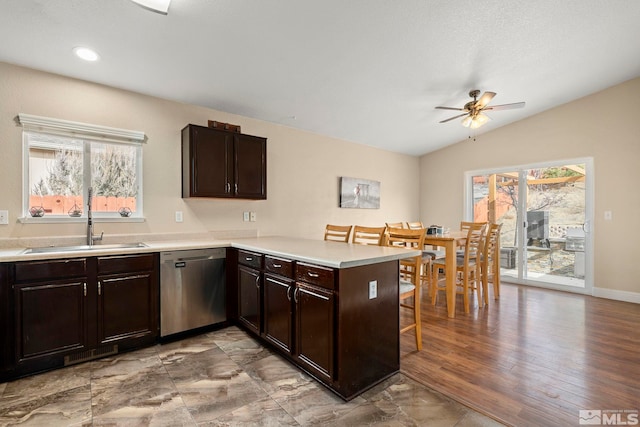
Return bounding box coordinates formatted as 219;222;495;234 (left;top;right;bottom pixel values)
22;242;148;254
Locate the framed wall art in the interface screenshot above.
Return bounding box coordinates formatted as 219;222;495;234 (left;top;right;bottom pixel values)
339;177;380;209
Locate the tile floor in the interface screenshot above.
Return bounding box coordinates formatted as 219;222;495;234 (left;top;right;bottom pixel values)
0;326;502;426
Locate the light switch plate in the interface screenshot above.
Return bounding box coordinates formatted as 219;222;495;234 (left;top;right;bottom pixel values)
0;210;7;225
369;280;377;299
243;211;250;222
175;211;183;223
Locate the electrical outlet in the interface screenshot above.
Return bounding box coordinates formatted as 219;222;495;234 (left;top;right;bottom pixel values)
243;211;250;222
0;210;8;225
604;210;613;221
250;211;256;222
369;280;377;299
175;211;183;223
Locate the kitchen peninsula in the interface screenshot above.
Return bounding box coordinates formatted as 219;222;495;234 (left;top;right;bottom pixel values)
0;235;419;401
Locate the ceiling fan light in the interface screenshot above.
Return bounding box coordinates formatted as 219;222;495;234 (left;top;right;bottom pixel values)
130;0;171;14
470;113;490;129
461;115;473;128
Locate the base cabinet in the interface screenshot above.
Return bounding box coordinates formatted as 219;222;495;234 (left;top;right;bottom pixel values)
237;250;263;334
295;282;334;381
263;273;294;354
0;264;12;377
233;249;399;400
5;254;159;380
97;254;158;347
15;279;90;361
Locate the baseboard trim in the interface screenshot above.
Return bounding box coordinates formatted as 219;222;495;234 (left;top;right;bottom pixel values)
593;287;640;304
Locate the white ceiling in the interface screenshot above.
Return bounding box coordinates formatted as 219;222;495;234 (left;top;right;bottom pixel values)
1;1;639;156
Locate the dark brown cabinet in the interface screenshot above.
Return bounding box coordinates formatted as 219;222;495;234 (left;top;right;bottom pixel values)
7;254;159;379
237;250;263;334
295;282;334;381
13;258;90;371
96;254;158;347
294;262;335;381
231;246;401;401
182;124;266;199
263;256;295;354
0;264;12;378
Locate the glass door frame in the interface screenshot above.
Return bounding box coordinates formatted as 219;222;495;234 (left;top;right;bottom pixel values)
464;157;594;295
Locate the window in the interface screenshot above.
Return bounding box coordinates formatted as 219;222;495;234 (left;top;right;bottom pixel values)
19;114;145;221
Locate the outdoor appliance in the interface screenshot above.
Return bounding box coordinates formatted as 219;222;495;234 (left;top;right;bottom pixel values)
526;210;549;247
564;227;585;277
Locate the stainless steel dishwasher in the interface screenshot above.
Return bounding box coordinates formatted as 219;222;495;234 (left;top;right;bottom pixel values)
160;248;226;337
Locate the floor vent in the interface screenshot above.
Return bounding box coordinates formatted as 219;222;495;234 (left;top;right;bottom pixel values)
64;345;118;366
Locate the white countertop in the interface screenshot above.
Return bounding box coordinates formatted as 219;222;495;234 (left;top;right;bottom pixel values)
230;236;420;268
0;236;420;268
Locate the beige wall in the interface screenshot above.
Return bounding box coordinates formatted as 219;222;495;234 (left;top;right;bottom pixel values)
0;62;419;241
419;77;640;297
2;61;637;300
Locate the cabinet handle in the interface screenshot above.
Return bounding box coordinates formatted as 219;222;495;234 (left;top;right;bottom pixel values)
98;281;101;296
286;285;292;301
245;257;253;261
307;272;320;278
83;282;87;297
235;183;238;194
272;263;282;268
300;287;330;301
293;287;299;303
255;275;260;289
226;182;230;193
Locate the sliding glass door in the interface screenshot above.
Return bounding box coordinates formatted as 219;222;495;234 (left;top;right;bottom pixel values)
466;158;593;293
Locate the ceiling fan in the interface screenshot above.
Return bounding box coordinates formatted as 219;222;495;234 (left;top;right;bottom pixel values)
435;90;525;129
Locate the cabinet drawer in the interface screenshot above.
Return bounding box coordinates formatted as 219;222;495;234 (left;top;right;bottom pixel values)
265;256;293;278
97;254;155;275
296;263;335;290
238;250;263;269
14;258;87;282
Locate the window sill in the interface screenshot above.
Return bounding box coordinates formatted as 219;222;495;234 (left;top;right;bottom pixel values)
18;216;146;224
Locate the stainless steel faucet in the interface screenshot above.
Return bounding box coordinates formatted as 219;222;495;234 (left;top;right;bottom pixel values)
87;187;103;246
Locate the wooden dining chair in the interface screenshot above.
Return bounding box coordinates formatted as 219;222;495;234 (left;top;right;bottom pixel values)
385;227;425;351
481;223;502;304
406;220;445;294
324;224;353;242
431;222;485;313
457;221;488;253
385;221;406;229
351;225;386;246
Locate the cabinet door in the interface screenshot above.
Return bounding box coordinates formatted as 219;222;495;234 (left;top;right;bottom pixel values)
97;272;158;346
295;283;334;381
0;264;13;376
238;266;261;334
234;134;266;199
14;279;89;362
183;125;233;197
263;274;294;354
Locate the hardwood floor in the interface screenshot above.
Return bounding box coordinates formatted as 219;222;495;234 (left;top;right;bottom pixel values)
399;282;640;427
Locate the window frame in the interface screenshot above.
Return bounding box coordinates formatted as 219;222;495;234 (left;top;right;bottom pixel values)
18;114;146;223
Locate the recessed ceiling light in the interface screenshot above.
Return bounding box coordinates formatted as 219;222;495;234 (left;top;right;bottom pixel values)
130;0;171;15
73;47;100;62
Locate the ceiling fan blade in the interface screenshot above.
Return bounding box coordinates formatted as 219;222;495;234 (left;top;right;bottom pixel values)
485;102;526;111
435;106;465;111
475;91;496;109
439;113;469;123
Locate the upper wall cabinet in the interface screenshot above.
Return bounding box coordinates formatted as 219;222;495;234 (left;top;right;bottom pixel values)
182;124;267;199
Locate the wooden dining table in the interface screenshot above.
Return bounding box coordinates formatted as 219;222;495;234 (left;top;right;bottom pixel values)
424;230;467;318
